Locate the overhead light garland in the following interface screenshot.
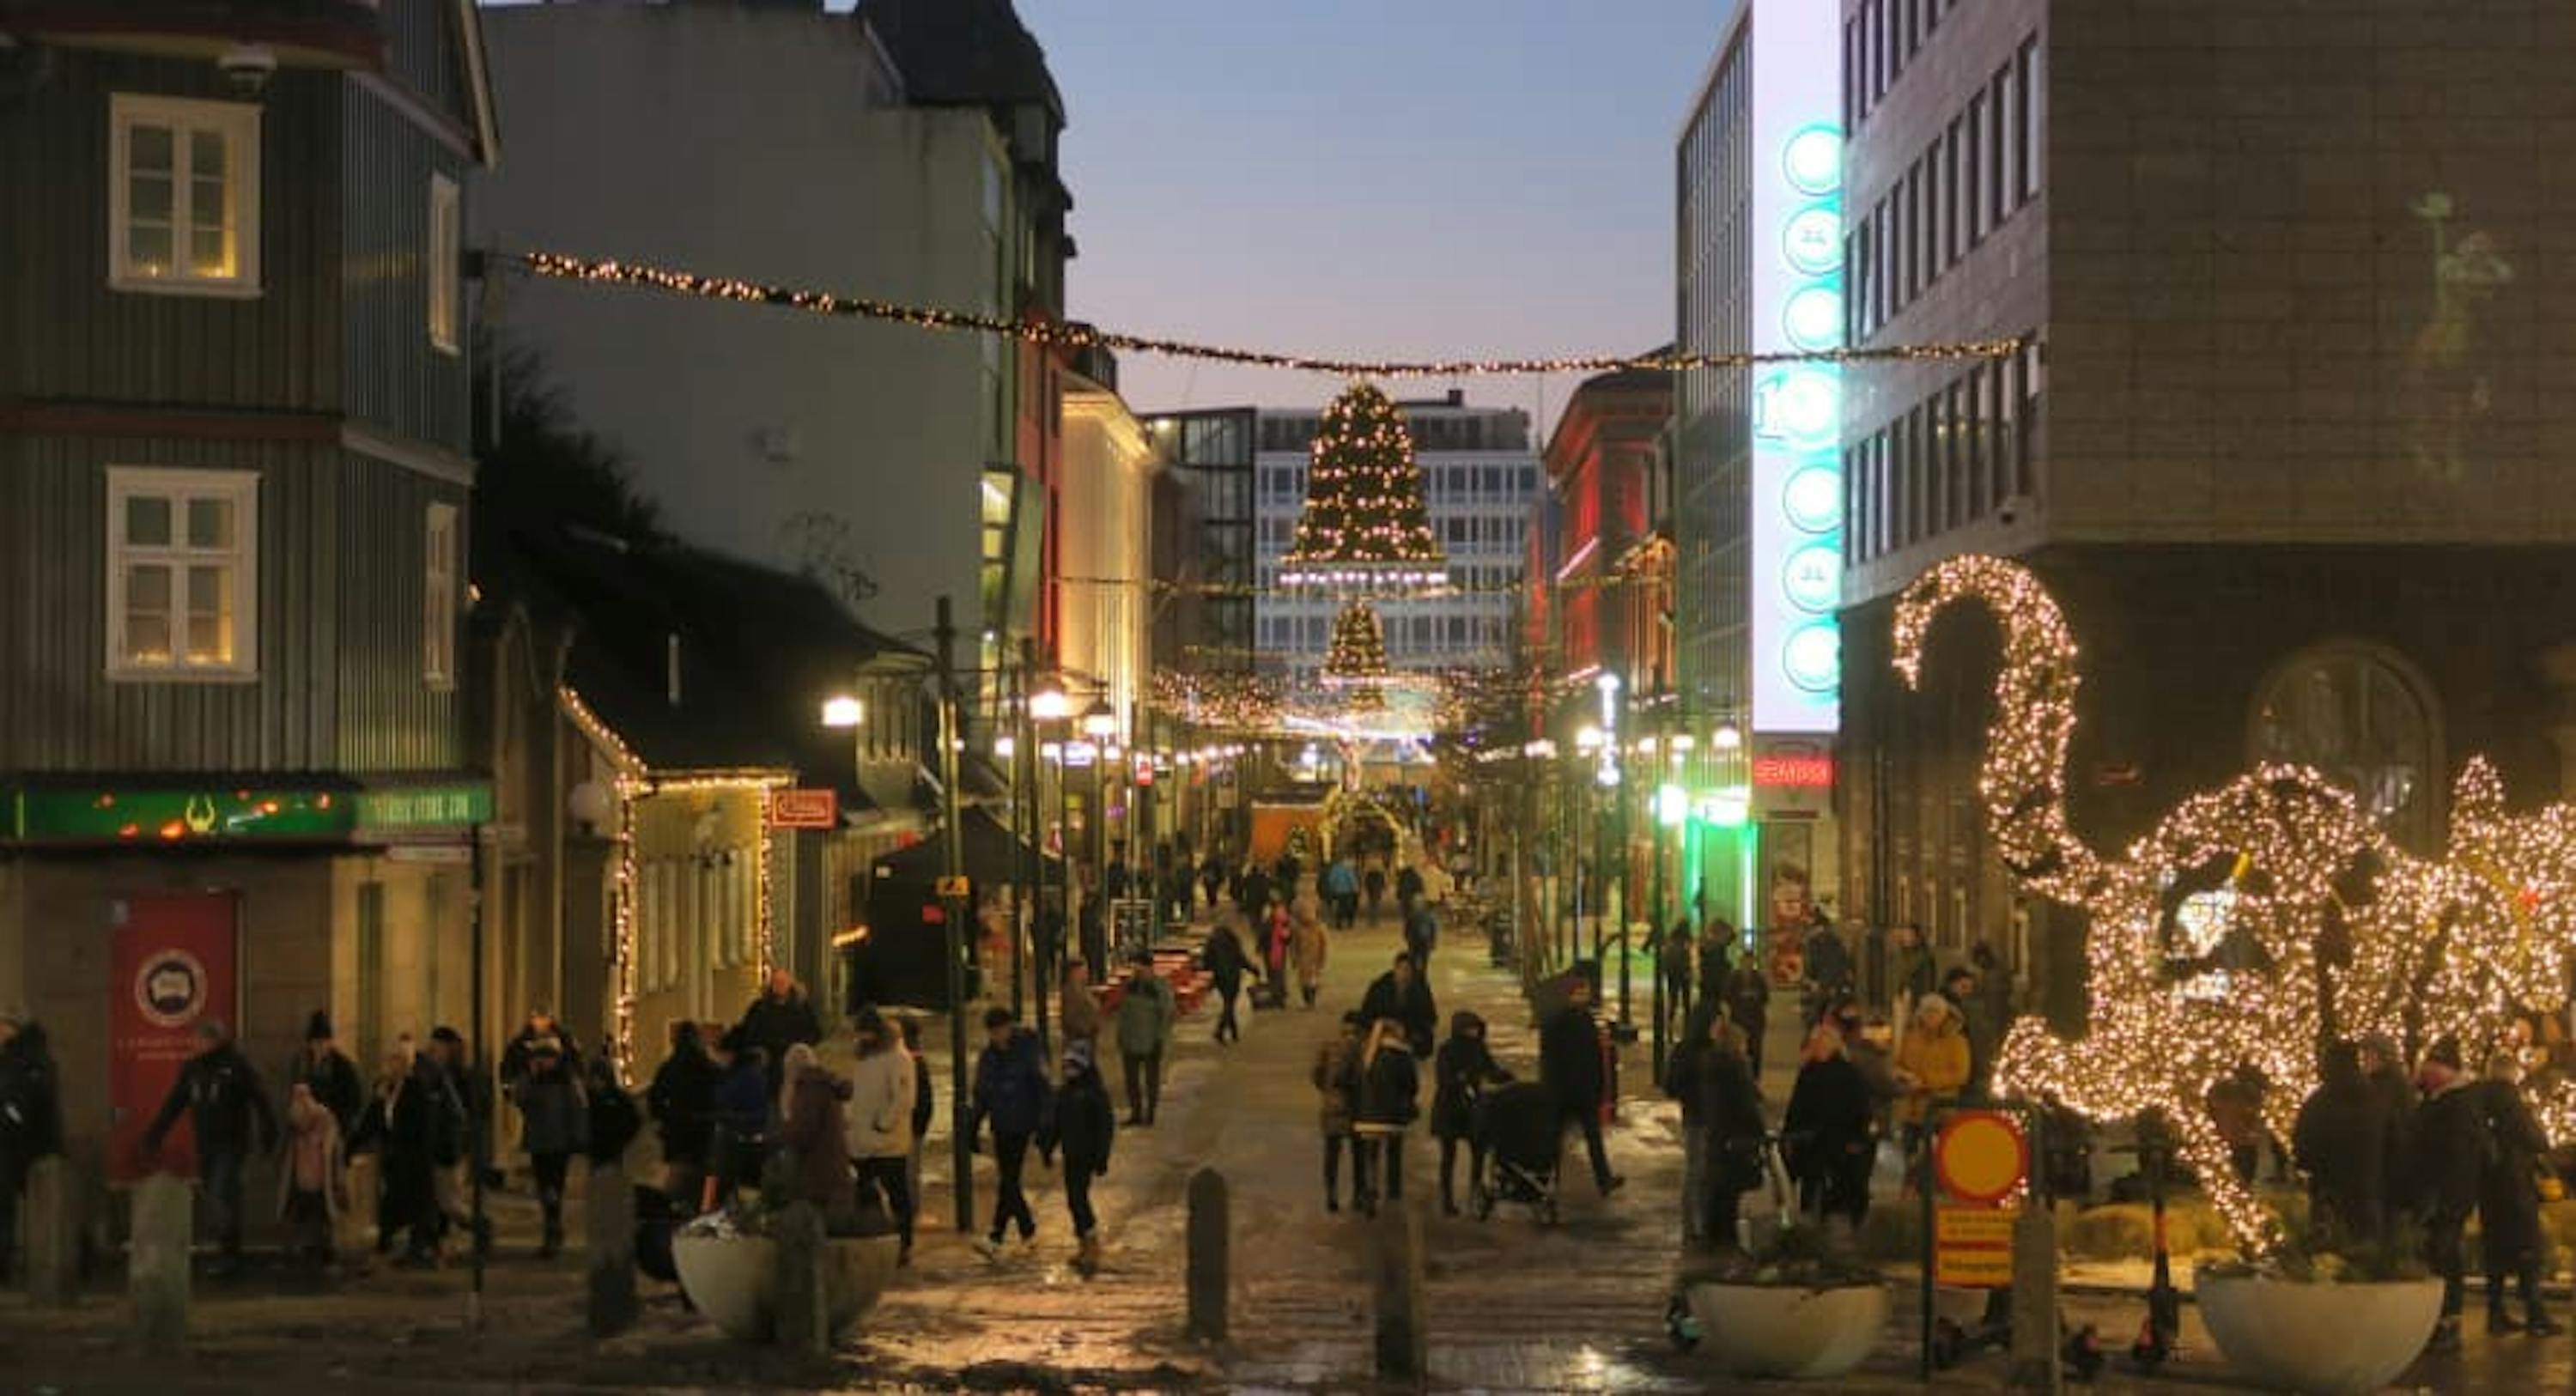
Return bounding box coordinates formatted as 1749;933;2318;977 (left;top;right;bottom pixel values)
517;250;2026;378
1897;555;2576;1256
1279;383;1447;592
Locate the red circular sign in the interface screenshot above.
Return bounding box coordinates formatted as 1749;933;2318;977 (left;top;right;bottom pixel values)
1933;1110;2030;1205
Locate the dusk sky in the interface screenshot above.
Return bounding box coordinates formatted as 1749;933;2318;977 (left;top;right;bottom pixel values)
1010;0;1727;434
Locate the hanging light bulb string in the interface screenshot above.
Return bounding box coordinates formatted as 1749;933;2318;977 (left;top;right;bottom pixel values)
516;250;2025;377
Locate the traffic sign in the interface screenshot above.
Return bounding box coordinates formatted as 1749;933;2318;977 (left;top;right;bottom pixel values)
1933;1109;2029;1205
936;875;971;899
766;788;838;829
1933;1205;2015;1288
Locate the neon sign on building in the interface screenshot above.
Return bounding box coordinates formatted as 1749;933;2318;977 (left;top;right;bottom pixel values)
1748;0;1844;736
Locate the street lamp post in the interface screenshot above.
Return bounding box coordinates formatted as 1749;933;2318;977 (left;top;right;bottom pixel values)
1030;675;1071;1053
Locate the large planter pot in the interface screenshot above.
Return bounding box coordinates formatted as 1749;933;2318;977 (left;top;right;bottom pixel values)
673;1233;902;1344
1686;1281;1887;1380
2196;1271;2440;1395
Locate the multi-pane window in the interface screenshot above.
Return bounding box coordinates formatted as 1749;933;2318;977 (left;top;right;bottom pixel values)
106;467;258;678
425;502;459;686
110;94;261;294
428;175;460;354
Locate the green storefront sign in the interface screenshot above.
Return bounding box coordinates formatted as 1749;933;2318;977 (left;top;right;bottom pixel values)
7;782;490;844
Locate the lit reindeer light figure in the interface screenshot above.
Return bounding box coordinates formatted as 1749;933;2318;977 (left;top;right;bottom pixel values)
1894;556;2576;1254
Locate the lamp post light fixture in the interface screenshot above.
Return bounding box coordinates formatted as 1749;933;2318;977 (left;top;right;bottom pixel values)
820;694;864;728
1712;721;1745;752
1030;680;1072;725
1081;698;1118;740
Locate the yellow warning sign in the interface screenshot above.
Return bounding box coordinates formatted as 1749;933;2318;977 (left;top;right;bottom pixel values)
1934;1205;2016;1288
1933;1109;2028;1205
936;875;970;898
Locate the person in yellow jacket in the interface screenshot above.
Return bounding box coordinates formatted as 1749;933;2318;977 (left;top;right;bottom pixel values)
1892;994;1970;1161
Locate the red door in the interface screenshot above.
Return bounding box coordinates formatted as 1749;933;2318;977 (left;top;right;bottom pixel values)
110;892;239;1181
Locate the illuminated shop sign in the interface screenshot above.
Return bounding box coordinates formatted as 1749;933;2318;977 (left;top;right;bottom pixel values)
1749;0;1844;736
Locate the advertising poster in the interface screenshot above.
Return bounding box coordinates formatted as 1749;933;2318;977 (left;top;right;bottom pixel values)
110;892;238;1182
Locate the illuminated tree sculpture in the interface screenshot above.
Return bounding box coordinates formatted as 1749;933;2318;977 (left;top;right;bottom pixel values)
1895;555;2576;1254
1279;382;1448;593
1323;600;1391;685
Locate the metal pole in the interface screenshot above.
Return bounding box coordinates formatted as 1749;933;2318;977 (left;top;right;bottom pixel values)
1018;638;1040;1043
934;597;975;1232
468;823;487;1329
1006;652;1025;1024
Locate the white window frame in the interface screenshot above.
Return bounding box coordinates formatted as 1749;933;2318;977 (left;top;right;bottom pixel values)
107;93;262;297
428;174;461;355
105;466;260;682
424;501;459;688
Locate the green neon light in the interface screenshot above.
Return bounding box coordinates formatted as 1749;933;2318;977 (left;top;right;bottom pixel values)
8;782;489;843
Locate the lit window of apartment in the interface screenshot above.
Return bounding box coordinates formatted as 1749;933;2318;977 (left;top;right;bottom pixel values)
425;502;459;686
106;467;258;678
428;174;460;354
109;94;261;295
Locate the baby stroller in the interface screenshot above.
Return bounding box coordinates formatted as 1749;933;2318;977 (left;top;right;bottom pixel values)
1468;1081;1563;1224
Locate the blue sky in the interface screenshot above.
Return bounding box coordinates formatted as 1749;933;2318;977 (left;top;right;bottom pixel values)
1012;0;1727;431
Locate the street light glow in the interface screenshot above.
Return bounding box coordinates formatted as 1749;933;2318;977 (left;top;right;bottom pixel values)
1082;698;1117;739
993;734;1016;760
1712;722;1745;751
820;695;863;728
1575;725;1604;752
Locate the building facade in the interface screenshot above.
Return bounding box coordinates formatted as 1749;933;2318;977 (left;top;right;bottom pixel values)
1252;391;1539;676
1674;0;1847;940
1834;0;2576;1024
0;0;496;1195
473;0;1070;710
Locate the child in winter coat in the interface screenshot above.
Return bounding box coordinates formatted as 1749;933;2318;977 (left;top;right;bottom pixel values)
1431;1011;1512;1217
1041;1040;1117;1272
279;1081;348;1268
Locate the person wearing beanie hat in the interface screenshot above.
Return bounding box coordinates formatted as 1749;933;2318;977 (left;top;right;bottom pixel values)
290;1007;365;1140
1041;1028;1115;1273
2407;1035;2489;1353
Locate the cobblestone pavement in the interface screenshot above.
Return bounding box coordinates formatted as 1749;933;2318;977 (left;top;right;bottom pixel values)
4;901;2574;1392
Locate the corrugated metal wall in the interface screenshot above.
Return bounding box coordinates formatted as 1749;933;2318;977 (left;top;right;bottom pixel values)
384;0;467;124
341;81;472;452
0;55;343;410
0;436;341;771
335;452;465;772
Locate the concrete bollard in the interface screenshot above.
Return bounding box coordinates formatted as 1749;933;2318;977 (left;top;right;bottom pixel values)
2007;1205;2063;1393
1185;1168;1228;1343
25;1156;78;1307
586;1160;638;1337
1370;1195;1428;1381
769;1199;829;1356
130;1173;193;1353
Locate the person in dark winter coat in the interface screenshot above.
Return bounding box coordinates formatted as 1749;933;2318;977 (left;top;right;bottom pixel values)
1431;1011;1513;1216
1540;978;1622;1198
510;1035;587;1258
2290;1040;2399;1241
1395;862;1425;908
736;970;823;1094
289;1010;366;1139
2477;1054;2561;1335
2360;1033;2416;1208
1723;959;1772;1077
1241;866;1274;926
1690;1019;1766;1252
776;1047;858;1229
647;1021;722;1203
142;1018;278;1273
1352;1020;1420;1215
1312;1012;1364;1211
1402;894;1439;970
1040;1039;1116;1271
0;1017;64;1277
586;1057;641;1170
1360;952;1439;1058
1203;920;1257;1045
708;1032;773;1209
968;1009;1052;1253
1363;862;1389;923
2406;1039;2488;1354
1784;1023;1877;1235
352;1041;460;1265
499;1008;581;1087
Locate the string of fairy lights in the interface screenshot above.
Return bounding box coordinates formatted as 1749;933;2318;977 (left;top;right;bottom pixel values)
1899;555;2576;1256
516;250;2028;379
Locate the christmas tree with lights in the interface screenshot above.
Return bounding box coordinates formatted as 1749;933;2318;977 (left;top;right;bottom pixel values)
1323;600;1391;684
1279;382;1447;592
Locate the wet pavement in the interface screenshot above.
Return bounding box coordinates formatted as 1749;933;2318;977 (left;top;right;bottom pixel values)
6;897;2576;1391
